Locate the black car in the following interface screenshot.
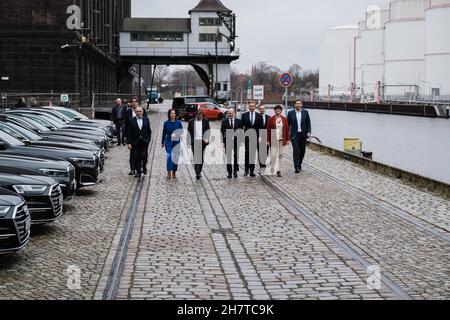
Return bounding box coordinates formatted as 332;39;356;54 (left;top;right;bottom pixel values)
0;167;63;225
30;108;113;137
0;114;106;150
0;153;76;200
0;116;102;149
0;122;105;169
0;131;99;189
43;106;114;132
0;187;31;254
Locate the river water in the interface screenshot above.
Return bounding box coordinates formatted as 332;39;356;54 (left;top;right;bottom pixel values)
265;108;450;184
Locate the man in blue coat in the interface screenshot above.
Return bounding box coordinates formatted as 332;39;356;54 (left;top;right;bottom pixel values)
287;100;311;173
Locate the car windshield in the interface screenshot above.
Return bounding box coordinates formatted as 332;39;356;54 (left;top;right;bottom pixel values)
9;116;51;132
23;114;59;128
54;108;88;120
0;123;26;140
3;122;42;140
0;130;26;146
37;113;66;128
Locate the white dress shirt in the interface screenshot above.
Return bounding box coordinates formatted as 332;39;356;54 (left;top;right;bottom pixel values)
296;110;302;132
195;119;203;140
250;112;255;126
132;110;136;118
137;118;143;130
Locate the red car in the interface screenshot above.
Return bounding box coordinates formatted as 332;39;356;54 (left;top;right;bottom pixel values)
182;102;227;121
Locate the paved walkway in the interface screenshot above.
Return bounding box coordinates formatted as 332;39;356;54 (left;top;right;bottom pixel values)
0;108;448;300
115;110;449;300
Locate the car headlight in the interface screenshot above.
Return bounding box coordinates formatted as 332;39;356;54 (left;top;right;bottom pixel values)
0;205;12;218
38;168;69;179
70;157;96;167
13;185;48;195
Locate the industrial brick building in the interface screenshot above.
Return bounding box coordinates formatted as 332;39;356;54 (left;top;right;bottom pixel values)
0;0;133;108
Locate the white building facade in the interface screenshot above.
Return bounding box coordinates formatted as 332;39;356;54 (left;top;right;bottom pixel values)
119;0;238;100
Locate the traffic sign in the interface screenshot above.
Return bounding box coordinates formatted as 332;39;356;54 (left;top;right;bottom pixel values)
279;72;294;88
60;94;69;103
253;85;264;100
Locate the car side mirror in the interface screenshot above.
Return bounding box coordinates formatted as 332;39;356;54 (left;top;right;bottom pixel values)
0;141;7;150
74;116;82;121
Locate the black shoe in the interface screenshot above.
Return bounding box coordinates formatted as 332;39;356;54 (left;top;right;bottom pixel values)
129;170;135;176
244;171;249;177
295;169;300;174
227;174;232;179
233;172;238;178
260;165;267;169
196;175;201;180
143;170;148;176
250;172;256;177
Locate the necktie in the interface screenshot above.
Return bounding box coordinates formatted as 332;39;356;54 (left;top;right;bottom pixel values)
231;119;234;129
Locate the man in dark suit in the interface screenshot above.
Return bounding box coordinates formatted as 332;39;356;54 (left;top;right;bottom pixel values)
287;100;312;173
258;104;270;170
241;101;263;177
220;108;243;179
111;98;127;145
124;97;147;175
187;110;211;180
127;107;152;177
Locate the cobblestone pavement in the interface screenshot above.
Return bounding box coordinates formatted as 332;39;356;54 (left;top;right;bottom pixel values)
304;150;450;232
0;144;135;299
1;108;448;300
117;115;400;300
270;149;450;299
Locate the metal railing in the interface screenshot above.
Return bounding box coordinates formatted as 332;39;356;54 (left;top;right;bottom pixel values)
120;47;239;57
1;93;81;109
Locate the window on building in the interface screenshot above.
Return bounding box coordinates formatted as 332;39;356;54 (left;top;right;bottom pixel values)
199;33;222;42
130;32;183;42
199;18;222;26
215;82;221;91
223;83;228;92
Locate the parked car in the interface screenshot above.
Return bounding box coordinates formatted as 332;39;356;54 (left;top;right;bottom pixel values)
182;102;228;121
0;130;100;189
0;187;31;254
172;96;219;118
0;167;63;225
42;106;114;129
0;153;76;200
0;122;105;170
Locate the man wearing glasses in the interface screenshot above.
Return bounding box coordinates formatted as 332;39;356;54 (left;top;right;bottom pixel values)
127;106;152;177
125;97;148;175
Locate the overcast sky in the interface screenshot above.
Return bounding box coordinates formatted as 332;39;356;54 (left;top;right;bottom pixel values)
132;0;391;73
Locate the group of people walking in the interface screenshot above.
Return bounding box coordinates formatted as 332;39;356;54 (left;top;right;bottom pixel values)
112;97;151;177
158;99;311;180
113;97;311;180
219;100;311;178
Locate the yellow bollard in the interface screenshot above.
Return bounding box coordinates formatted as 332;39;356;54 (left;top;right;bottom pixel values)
344;138;362;156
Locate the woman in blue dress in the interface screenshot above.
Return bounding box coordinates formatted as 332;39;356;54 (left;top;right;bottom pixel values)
161;109;183;179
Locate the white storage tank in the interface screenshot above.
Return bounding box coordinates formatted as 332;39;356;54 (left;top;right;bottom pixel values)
360;9;389;96
354;21;365;95
384;0;428;98
425;0;450;97
319;25;358;96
